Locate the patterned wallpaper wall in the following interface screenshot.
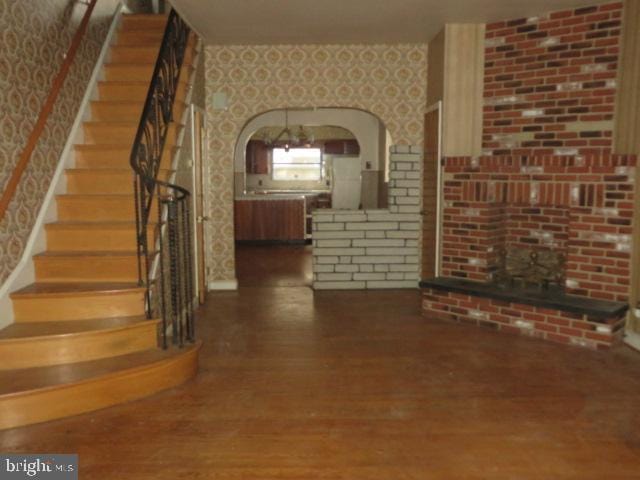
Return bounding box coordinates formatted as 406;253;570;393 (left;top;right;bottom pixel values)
204;44;428;282
0;0;118;283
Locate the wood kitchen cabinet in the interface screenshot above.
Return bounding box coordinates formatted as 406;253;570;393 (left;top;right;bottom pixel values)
245;140;270;174
323;140;360;155
235;197;306;242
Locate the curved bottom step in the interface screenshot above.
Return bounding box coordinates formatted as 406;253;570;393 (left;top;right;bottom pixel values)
0;341;201;430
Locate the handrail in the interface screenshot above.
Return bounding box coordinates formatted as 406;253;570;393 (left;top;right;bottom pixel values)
0;0;98;221
130;9;194;349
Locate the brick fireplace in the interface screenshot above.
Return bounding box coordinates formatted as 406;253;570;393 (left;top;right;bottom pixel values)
421;2;637;350
422;153;635;349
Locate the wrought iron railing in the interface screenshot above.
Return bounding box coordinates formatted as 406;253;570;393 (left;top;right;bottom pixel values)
130;9;194;348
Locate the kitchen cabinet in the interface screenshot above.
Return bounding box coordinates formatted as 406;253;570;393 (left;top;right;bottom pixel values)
235;196;306;242
245;140;270;174
323;140;360;155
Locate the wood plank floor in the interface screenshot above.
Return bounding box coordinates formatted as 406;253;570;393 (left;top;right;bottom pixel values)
2;246;640;478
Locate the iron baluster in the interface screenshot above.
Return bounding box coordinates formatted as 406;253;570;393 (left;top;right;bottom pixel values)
129;9;194;349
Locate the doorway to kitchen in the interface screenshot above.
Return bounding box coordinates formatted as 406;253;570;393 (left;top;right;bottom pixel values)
233;107;390;288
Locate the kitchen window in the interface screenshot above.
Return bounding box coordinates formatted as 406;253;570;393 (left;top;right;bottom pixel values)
272;148;323;181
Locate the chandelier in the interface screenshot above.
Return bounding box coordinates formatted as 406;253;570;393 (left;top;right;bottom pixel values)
262;109;314;152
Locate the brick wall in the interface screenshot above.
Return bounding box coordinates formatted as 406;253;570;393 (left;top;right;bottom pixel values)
483;2;623;156
312;147;421;290
441;154;636;302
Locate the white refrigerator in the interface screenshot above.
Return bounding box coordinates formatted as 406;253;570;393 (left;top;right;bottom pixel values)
331;157;361;210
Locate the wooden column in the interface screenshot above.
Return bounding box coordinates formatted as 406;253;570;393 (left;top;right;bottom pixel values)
427;24;485;157
422;108;440;280
423;24;485;280
614;0;640;331
614;0;640;155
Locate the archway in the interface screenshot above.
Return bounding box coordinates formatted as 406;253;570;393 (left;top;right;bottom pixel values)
232;107;393;287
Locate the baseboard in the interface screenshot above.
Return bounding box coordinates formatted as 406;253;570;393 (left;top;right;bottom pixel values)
208;280;238;291
624;330;640;353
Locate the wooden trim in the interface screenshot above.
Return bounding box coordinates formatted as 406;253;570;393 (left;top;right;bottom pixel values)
422;107;441;280
614;0;640;155
0;0;98;221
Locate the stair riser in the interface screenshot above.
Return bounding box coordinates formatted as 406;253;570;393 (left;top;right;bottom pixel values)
115;31;164;46
120;16;168;31
0;345;199;430
89;102;187;123
65;171;171;195
110;46;194;64
90;103;141;122
98;83;188;102
83;124;179;145
74;149;174;169
115;31;197;47
57;197;135;222
35;256;139;283
66;173;135;195
0;322;158;370
46;227;154;252
104;65;153;83
104;65;192;83
12;290;146;322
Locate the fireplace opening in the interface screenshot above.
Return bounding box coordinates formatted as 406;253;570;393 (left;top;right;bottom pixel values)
487;205;569;292
492;247;565;292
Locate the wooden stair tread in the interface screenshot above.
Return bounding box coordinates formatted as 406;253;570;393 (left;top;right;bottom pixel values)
122;13;169;18
74;144;180;152
73;144;179;151
0;316;156;340
11;282;143;298
0;342;199;397
105;62;154;66
57;193;132;197
90;99;187;107
83;120;184;127
34;250;139;258
66;167;173;173
45;221;151;229
98;79;188;85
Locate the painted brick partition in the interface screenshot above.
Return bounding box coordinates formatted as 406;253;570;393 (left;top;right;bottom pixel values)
483;2;623;156
312;146;421;290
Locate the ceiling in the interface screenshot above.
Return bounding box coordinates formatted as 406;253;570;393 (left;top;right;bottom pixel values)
171;0;600;45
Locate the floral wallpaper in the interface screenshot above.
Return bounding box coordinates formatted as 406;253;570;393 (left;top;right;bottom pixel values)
204;44;428;282
0;0;119;283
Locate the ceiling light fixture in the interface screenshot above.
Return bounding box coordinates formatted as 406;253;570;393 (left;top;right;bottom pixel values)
263;109;314;151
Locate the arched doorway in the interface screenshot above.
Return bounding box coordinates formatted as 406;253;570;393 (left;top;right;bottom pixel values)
232;107;392;287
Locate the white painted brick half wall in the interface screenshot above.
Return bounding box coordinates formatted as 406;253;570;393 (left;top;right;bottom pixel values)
312;146;422;290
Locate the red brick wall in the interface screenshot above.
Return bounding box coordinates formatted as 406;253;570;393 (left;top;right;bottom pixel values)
483;2;623;156
441;154;635;302
504;205;569;251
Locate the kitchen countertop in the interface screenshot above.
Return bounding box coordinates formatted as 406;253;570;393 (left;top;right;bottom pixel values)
235;194;308;201
236;191;329;201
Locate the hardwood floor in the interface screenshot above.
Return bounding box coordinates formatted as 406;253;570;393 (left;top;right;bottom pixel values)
2;248;640;477
236;243;313;287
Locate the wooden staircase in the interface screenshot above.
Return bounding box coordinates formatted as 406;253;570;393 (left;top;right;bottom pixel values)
0;14;200;431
